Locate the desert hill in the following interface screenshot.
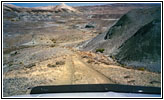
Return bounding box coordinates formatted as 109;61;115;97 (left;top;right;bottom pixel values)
115;18;161;72
3;3;161;97
3;3;79;13
54;3;79;13
3;3;80;21
79;7;161;72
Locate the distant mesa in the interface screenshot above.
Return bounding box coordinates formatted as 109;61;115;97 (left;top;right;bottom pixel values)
3;3;80;13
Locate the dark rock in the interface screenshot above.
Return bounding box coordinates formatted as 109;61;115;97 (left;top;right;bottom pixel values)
85;24;95;28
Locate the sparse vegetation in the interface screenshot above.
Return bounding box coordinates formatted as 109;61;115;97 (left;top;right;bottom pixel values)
96;48;105;53
124;75;130;79
25;63;36;68
120;63;126;67
19;62;23;65
50;44;56;47
94;62;99;64
87;59;95;63
51;38;56;44
138;67;145;71
47;64;56;67
150;80;160;84
56;61;65;65
9;63;13;66
40;38;43;40
127;80;135;83
47;61;65;68
110;55;115;60
100;60;110;65
81;55;89;58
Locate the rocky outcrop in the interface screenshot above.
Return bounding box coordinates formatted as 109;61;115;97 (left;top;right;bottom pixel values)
115;19;161;72
79;7;161;72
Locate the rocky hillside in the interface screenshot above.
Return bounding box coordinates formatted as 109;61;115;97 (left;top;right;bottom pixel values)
79;7;161;72
115;18;161;72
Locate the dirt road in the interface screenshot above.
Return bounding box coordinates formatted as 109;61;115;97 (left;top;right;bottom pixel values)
3;20;161;97
3;43;161;97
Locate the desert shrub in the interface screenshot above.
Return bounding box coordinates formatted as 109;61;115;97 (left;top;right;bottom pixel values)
138;67;145;71
87;59;94;63
100;60;110;65
110;55;115;59
119;63;126;67
94;62;99;64
51;39;56;44
124;76;130;79
9;63;13;66
56;61;65;65
50;44;56;47
25;63;36;68
19;62;23;64
96;48;105;53
110;55;118;62
127;80;135;83
150;80;160;84
47;64;56;67
81;55;88;58
11;18;19;22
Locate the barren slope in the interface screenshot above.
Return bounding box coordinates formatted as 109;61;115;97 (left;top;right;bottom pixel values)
79;7;161;72
3;4;161;97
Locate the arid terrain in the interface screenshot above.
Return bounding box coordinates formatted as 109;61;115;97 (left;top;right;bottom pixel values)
3;3;161;97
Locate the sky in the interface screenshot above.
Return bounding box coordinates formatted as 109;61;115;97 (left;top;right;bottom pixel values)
10;3;111;7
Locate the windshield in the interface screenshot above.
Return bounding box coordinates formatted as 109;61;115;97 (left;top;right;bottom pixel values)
2;2;161;98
